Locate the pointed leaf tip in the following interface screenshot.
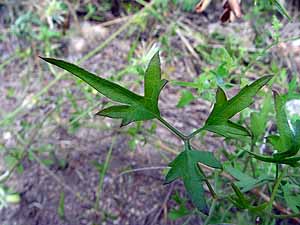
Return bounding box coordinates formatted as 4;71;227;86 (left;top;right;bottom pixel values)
41;51;167;127
165;149;220;213
205;75;272;139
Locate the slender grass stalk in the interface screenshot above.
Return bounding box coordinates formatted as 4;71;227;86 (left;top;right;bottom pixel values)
95;137;116;210
204;199;217;225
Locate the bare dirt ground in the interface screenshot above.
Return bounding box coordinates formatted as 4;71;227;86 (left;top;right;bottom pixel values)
1;3;300;225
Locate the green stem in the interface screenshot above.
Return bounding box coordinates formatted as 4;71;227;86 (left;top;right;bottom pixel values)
243;136;256;175
187;126;205;139
157;116;187;140
184;139;191;150
95;138;115;210
275;164;279;179
250;138;256;178
204;199;217;225
250;159;256;178
268;168;286;211
206;180;217;199
197;164;218;199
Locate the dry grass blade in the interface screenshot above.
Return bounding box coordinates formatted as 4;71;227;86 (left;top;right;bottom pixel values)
195;0;212;13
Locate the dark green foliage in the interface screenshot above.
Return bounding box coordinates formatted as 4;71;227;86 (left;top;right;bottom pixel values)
283;183;300;213
271;92;300;158
224;164;273;192
204;76;273;138
250;93;272;142
165;146;221;213
229;183;268;213
246;92;300;166
168;193;191;220
41;52;167;126
41;50;299;220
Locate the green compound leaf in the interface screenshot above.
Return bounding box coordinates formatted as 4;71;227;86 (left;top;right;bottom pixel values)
229;183;268;213
267;92;300;159
249;92;300;165
41;52;167;126
294;120;300;147
272;91;293;149
205;121;250;139
204;76;273;138
164;147;221;214
244;149;300;167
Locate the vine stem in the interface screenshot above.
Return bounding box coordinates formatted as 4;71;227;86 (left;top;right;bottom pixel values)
157;116;206;141
157;116;188;140
153;128;300;223
204;199;217;225
268;167;287;211
157;116;218;199
187;126;205;139
197;164;218;199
